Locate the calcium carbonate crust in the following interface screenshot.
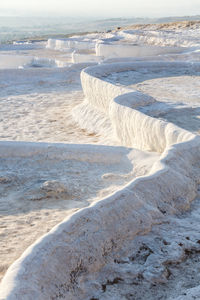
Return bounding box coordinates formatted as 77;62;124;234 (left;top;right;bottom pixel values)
0;61;200;300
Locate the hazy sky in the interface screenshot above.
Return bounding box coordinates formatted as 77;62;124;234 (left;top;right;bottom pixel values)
1;0;200;18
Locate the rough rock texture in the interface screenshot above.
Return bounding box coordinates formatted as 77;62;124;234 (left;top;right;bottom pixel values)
0;58;200;299
75;61;195;152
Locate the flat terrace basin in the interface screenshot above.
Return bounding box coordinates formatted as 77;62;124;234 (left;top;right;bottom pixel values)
105;64;200;134
0;142;159;282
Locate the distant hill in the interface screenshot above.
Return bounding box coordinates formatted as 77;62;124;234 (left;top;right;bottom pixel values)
118;20;200;31
87;15;200;32
96;15;200;26
153;15;200;23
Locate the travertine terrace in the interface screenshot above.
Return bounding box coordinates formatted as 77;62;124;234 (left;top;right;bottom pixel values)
0;21;200;300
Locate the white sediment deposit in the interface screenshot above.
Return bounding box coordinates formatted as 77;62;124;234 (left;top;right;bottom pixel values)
0;21;200;300
105;62;200;135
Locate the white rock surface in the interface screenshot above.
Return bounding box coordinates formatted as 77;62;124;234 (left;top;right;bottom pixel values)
95;42;184;59
0;23;200;300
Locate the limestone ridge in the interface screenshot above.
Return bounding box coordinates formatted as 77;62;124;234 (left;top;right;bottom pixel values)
0;62;200;299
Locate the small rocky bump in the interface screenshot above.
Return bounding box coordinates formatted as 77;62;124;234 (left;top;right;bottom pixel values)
41;180;69;196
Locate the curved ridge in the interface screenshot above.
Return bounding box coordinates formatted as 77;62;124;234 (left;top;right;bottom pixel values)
0;61;200;299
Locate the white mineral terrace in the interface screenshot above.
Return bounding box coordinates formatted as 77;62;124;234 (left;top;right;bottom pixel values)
0;22;200;300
